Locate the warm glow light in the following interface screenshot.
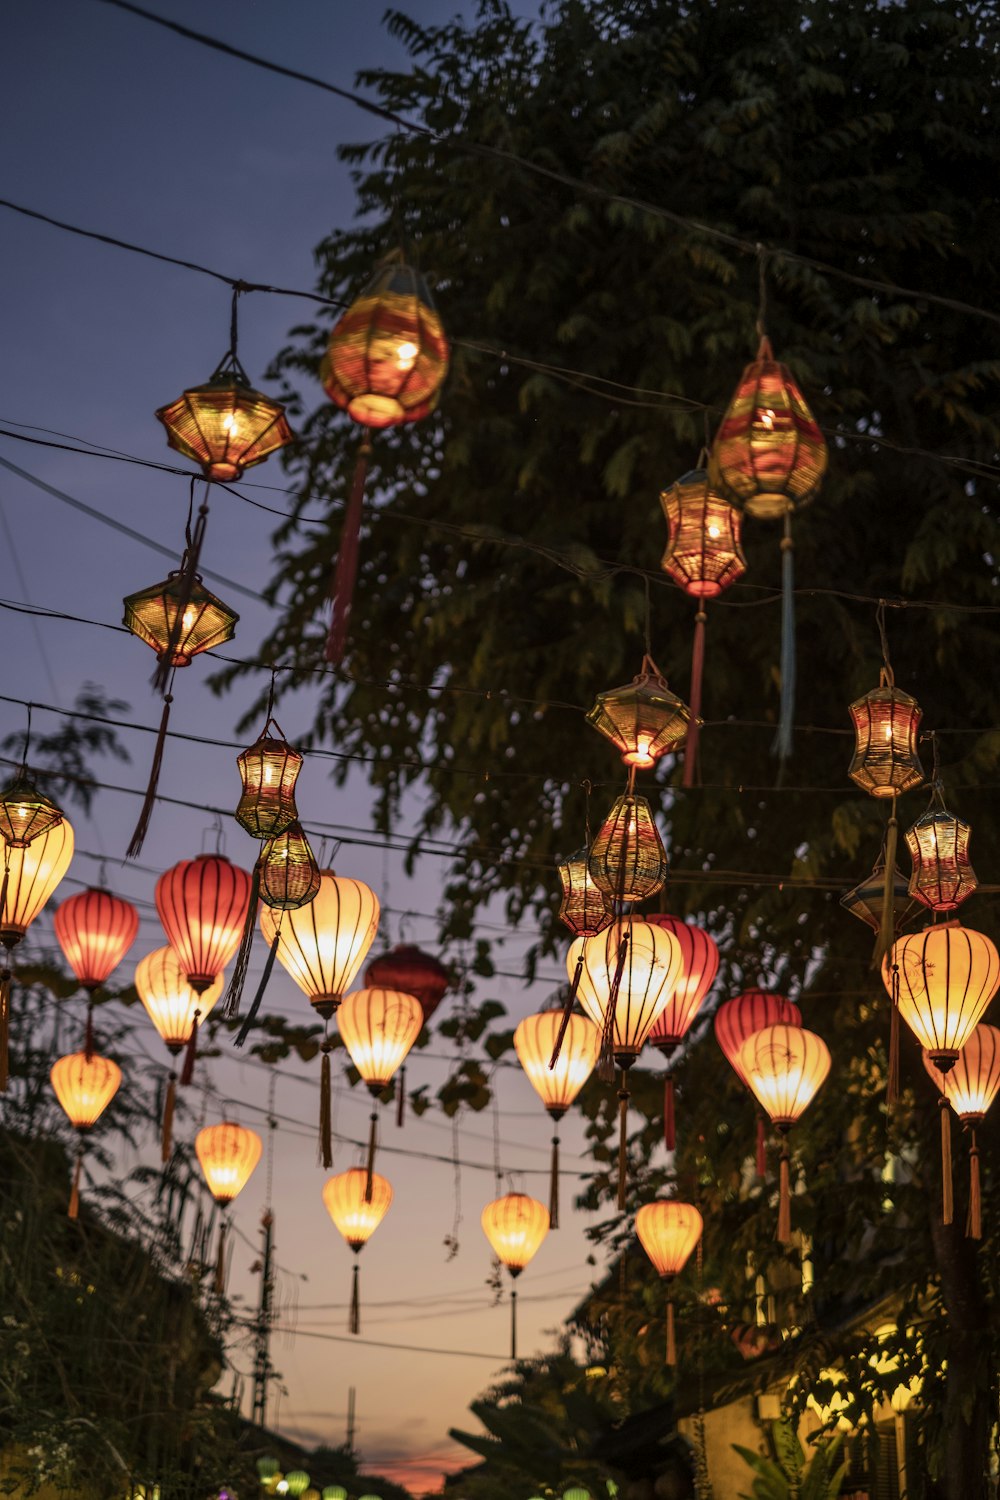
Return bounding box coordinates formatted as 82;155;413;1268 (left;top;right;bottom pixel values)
323;1166;393;1249
135;947;223;1052
53;888;139;991
336;987;423;1089
715;991;803;1087
514;1011;600;1117
156;360;293;481
659;470;746;599
481;1191;549;1273
884;922;1000;1066
261;870;379;1019
155;854;252;992
50;1050;121;1130
571;917;685;1063
922;1022;1000;1118
806;1368;854;1432
0;815;75;943
848;684;924;798
635;1199;702;1279
195;1120;262;1204
395;339;418;369
739;1023;831;1126
586;657;693;769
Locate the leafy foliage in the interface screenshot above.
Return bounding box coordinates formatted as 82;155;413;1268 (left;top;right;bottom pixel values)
735;1420;846;1500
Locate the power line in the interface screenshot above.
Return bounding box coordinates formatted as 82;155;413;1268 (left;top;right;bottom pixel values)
234;1316;507;1362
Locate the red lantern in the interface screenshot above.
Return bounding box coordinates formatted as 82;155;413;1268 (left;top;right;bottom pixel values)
647;915;719;1151
156;355;294;482
54;888;139;995
905;805;977;913
364;943;450;1023
155;853;252;993
714;990;802;1176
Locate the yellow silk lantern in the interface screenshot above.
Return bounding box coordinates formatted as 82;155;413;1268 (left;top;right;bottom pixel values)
337;986;423;1198
739;1023;830;1245
514;1010;599;1227
50;1049;121;1219
481;1192;550;1358
635;1199;703;1365
323;1166;393;1335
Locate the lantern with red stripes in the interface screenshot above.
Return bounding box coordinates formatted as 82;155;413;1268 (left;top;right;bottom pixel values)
646;915;719;1151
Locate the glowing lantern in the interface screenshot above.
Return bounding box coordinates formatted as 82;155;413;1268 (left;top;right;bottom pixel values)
259;823;322;911
557;850;615;940
135;947;224;1158
155;853;252;993
647;915;719;1151
714;981;803;1176
514;1010;600;1227
586;657;694;769
739;1023;831;1244
0;769;63;847
337;987;423;1197
588;794;667;905
54;887;138;998
905;805;977;913
883;922;1000;1071
196;1119;262;1293
323;1166;393;1335
157;350;293;483
481;1192;550;1358
636;1199;703;1365
260;871;379;1021
923;1023;1000;1238
235;723;302;841
283;1475;310;1499
848;682;924;799
0;816;74;1094
123;573;238;667
50;1049;121;1219
364;943;450;1023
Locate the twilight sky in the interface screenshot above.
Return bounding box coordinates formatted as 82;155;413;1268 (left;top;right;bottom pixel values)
0;1;624;1492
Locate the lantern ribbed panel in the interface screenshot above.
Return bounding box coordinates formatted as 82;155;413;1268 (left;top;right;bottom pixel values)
848;686;924;797
0;772;63;848
922;1024;1000;1120
364;943;451;1021
195;1120;262;1204
123;573;239;666
236;732;302;840
714;991;803;1088
557;850;614;939
738;1023;831;1126
588;795;668;904
710;339;827;518
884;922;1000;1064
481;1191;549;1272
514;1012;600;1116
841;860;916;933
586;660;693;768
135;946;224;1051
323;1166;393;1248
322;261;449;428
571;918;684;1060
337;987;423;1089
260;871;379;1011
646;916;720;1048
155;854;252;990
659;470;747;598
0;816;74;941
635;1199;703;1278
50;1050;121;1130
54;888;139;989
156;370;293;482
259;823;321;910
905;809;977;912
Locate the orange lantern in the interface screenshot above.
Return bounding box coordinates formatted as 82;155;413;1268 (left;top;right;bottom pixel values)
646;915;719;1151
849;681;924;800
235;721;302;842
636;1199;703;1365
739;1023;831;1244
155;853;252;993
135;946;224;1161
0;769;63;848
337;987;423;1198
587;793;668;905
196;1120;263;1293
923;1023;1000;1238
883;922;1000;1071
323;1166;393;1334
123;572;239;667
54;888;139;996
715;989;802;1176
481;1192;550;1358
157;354;293;483
586;657;694;770
50;1049;121;1219
514;1010;600;1227
0;816;74;1094
905;805;977;913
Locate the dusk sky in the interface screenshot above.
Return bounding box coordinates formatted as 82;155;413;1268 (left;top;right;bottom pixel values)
0;1;618;1491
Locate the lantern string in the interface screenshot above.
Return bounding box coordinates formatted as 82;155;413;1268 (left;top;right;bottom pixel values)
236;921;282;1048
179;1007;200;1088
887;960;901;1108
68;1141;83;1220
616;1078;630;1212
223;858;262;1020
364;1107;379;1203
319;1033;334;1170
549;1128;560;1229
153;487;211;697
776;1137;792;1245
875;794;899;972
682;606;707;789
161;1070;177;1163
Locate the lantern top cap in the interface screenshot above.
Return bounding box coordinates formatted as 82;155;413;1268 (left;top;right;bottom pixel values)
197;348;266;397
366;249;439;309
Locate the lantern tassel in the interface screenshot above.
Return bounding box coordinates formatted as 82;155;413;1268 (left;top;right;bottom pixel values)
396;1065;406;1128
510;1284;518;1361
235;924;280;1048
887;962;901;1109
350;1260;361;1335
777;1137;792;1244
365;1108;378;1202
153;499;209;696
940;1097;954;1226
126;692;172;860
756;1113;768;1180
682;608;707;788
666;1295;677;1367
68;1145;83;1220
771;512;795;770
179;1011;199;1087
664;1072;676;1153
617;1078;630;1212
0;854;9;928
549;1129;560;1229
874;799;899;971
599;928;630;1084
214;1215;227;1296
548;955;584;1071
161;1072;176;1164
0;961;11;1094
222;860;261;1019
968;1131;982;1241
319;1041;333;1170
84;999;95;1062
326;437;373;666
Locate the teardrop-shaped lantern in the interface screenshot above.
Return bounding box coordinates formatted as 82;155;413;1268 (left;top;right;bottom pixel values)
922;1024;1000;1123
905;806;977;913
588;794;667;904
515;1011;600;1230
260;870;379;1021
195;1120;262;1204
51;1049;121;1130
54;888;139;994
883;922;1000;1070
321;256;450;430
646;916;719;1053
123;572;239;666
481;1191;549;1358
156;352;294;482
0;770;63;848
709;336;827;519
135;947;224;1053
571;918;685;1066
714;991;803;1089
0;815;74;946
364;943;451;1023
848;681;924;798
338;988;423;1093
155;853;252;993
586;657;694;769
739;1023;831;1128
323;1166;393;1250
557;849;615;939
259;822;322;910
636;1199;703;1365
659;471;747;598
235;722;303;841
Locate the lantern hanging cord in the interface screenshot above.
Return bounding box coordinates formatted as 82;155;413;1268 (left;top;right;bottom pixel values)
876;599;894;686
642;573;653;660
755;244;769;341
20;701;32;771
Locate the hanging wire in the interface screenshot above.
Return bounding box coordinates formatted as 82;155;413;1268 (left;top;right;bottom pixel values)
755;243;769;340
876;598;895;685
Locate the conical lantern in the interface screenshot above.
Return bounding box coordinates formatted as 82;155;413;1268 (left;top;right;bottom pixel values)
586;657;694;770
323;1166;393;1335
50;1049;121;1219
54;888;139;995
481;1192;550;1359
739;1023;830;1244
905;805;977;913
260;871;379;1021
646;915;719;1151
636;1199;703;1365
155;853;252;993
235;723;302;841
364;943;450;1023
841;855;917;936
156;352;294;482
0;770;63;848
337;987;423;1199
0;816;74;1094
883;922;1000;1071
514;1010;600;1227
588;793;667;905
137;946;224;1161
923;1023;1000;1238
196;1119;263;1294
123;573;239;667
660;470;747;598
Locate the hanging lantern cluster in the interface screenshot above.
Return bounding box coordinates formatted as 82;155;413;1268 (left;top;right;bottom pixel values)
480;1191;550;1359
195;1120;262;1292
323;1166;393;1334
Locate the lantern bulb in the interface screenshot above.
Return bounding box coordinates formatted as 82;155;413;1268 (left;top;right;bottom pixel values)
707;523;720;539
624;734;655;770
395;339;418;369
759;408;775;430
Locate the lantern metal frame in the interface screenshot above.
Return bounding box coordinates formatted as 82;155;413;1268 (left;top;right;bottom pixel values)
905;793;977;913
0;769;63;848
